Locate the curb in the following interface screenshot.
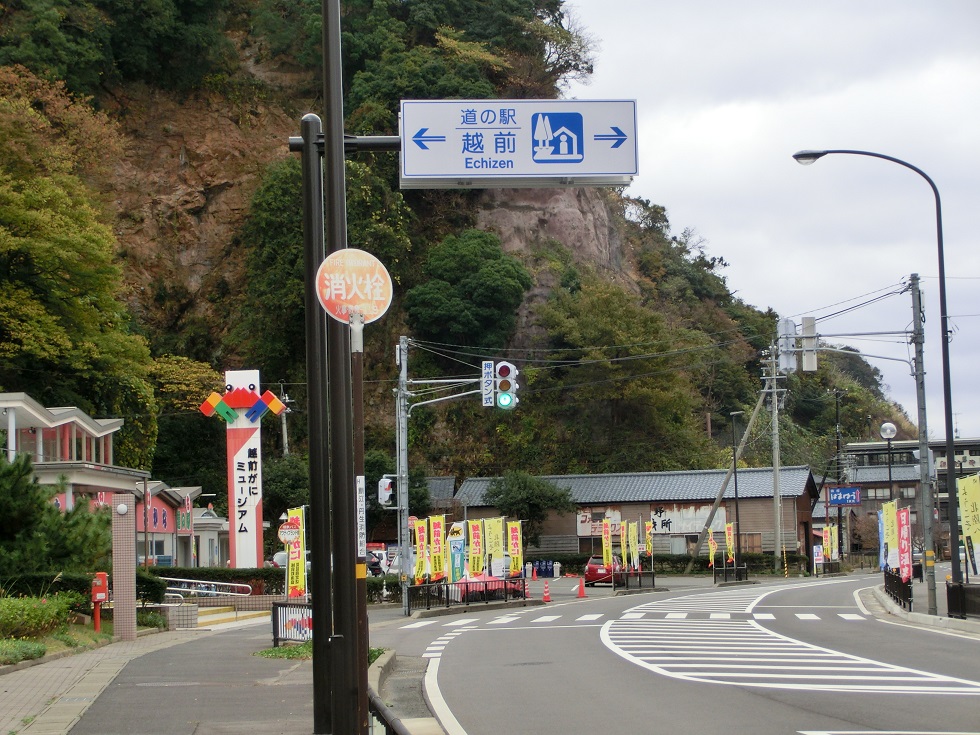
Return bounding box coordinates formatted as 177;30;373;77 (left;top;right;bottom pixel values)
871;584;980;635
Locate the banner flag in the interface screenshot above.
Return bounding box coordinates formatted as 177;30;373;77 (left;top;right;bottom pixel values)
448;522;466;582
602;519;612;568
707;529;717;567
468;520;484;576
644;521;653;556
286;507;307;598
897;507;912;582
628;521;640;571
725;522;735;563
414;517;428;583
484;517;504;571
957;473;980;575
429;515;445;581
507;521;523;576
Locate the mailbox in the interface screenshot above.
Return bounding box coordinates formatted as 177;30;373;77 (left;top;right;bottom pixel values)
91;572;109;603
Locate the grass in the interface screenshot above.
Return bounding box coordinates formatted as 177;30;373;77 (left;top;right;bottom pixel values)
0;623;114;666
255;640;386;665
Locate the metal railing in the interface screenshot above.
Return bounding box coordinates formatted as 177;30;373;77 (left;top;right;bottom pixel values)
158;577;252;599
946;581;980;620
883;568;912;611
407;576;527;613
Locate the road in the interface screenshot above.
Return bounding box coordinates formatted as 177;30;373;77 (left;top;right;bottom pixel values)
374;576;980;735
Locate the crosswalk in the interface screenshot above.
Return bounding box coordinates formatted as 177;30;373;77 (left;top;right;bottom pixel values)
404;584;980;695
399;609;867;630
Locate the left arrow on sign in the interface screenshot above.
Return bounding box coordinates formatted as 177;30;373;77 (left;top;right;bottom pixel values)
412;127;447;150
594;126;628;149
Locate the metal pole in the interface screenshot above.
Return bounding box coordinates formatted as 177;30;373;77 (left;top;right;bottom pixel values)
143;478;149;568
770;348;783;572
731;411;743;572
793;148;961;583
350;312;369;730
297;113;334;735
322;0;358;728
910;273;938;613
396;336;411;615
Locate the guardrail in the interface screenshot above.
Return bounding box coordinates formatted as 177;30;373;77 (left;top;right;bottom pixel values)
158;576;252;598
407;576;527;613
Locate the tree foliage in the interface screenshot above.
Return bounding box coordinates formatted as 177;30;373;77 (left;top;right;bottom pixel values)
484;471;576;547
405;229;531;351
0;66;155;468
0;453;111;575
0;0;237;96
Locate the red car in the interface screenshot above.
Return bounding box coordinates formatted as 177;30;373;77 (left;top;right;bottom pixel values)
584;554;626;586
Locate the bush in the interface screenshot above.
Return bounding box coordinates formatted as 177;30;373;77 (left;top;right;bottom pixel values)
0;572;96;602
0;639;47;665
136;571;167;606
0;592;84;638
136;610;168;630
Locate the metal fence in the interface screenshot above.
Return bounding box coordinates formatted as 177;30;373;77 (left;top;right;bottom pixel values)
407;576;528;613
883;568;913;611
271;601;313;647
946;581;980;620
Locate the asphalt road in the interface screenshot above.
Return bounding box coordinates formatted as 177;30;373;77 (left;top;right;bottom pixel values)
382;576;980;735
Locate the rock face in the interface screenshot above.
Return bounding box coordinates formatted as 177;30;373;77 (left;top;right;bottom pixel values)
476;187;625;276
104;86;297;331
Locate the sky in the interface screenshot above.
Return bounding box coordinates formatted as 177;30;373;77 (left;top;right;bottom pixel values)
564;1;980;442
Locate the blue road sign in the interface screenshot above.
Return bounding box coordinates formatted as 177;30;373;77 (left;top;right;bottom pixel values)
400;99;638;189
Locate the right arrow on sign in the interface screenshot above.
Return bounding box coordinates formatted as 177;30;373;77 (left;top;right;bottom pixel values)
594;127;628;148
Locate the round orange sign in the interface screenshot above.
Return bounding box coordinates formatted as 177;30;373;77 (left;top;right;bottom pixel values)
315;248;393;324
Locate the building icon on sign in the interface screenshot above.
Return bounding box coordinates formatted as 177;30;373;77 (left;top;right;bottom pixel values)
532;112;584;163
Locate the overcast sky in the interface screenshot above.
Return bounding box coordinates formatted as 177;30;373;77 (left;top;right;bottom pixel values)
564;1;980;443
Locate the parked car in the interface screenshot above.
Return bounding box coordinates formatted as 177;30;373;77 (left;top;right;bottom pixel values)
584;554;626;586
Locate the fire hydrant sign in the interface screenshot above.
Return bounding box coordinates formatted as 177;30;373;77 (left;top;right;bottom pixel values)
315;248;393;324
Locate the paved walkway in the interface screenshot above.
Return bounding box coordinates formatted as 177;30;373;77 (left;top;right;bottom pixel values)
1;571;975;735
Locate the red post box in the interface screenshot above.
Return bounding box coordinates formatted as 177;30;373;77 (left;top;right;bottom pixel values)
91;572;108;633
91;572;109;603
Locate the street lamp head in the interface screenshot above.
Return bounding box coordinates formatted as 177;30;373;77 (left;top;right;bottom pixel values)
792;150;828;165
879;421;897;440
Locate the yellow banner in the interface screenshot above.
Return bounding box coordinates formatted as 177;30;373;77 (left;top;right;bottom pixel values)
468;519;484;576
414;517;428;583
644;521;653;556
602;519;612;568
286;507;307;598
507;521;523;575
620;521;628;565
707;529;717;567
882;500;898;569
628;521;640;570
429;515;445;581
958;473;980;573
484;517;504;570
725;522;734;563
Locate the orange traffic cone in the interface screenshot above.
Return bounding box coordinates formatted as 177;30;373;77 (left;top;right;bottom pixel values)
524;579;531;599
542;581;551;602
532;565;538;581
577;576;586;598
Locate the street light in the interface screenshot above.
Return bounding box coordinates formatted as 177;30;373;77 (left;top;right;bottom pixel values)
880;421;897;502
793;148;960;584
731;411;744;577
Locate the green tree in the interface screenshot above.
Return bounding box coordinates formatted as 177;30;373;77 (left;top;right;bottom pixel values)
405;229;531;350
483;470;576;548
0;66;155;468
0;453;111;575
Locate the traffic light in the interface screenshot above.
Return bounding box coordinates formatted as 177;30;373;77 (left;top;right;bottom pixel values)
494;361;520;410
378;478;393;506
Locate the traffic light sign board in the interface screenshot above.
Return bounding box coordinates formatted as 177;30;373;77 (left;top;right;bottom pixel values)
494;361;519;410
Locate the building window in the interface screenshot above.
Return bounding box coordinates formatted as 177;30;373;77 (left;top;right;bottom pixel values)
901;487;916;499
